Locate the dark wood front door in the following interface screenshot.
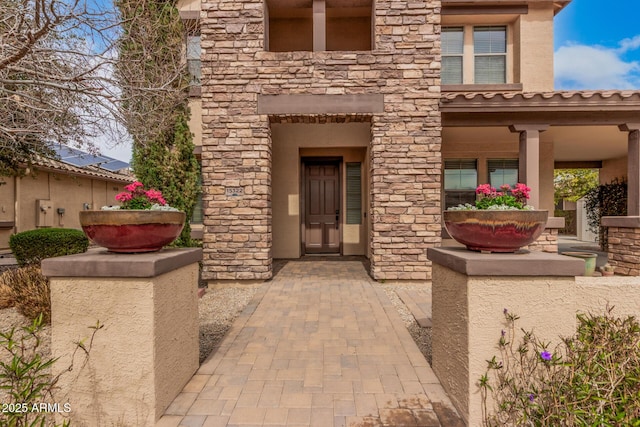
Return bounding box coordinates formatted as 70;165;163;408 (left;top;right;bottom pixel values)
304;162;341;254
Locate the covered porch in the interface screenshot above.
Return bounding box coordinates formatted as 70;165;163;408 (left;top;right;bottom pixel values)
440;90;640;274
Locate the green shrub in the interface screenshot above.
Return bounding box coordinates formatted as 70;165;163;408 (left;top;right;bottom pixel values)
481;309;640;426
9;228;89;266
0;265;51;323
584;178;627;251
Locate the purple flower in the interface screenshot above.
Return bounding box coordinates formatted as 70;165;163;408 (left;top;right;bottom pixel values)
540;351;552;361
528;393;535;402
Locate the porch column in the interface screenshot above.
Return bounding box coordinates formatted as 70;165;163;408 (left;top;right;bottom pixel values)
509;124;548;209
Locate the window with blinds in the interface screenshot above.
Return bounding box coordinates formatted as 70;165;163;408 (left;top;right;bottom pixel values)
474;26;506;84
346;163;362;224
442;27;464;85
444;159;477;209
488;159;519;188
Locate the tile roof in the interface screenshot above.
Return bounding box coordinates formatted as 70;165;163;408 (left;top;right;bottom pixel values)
33;155;132;183
441;90;640;104
440;90;640;111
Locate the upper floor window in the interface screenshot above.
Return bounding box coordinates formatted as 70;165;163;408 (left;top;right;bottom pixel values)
265;0;373;52
442;25;508;85
187;34;201;86
442;27;464;84
474;26;506;84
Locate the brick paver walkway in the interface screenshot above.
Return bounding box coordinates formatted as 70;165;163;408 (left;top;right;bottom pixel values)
157;261;462;427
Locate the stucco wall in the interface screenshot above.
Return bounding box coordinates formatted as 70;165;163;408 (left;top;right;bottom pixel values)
0;170;124;250
50;263;199;426
188;98;203;148
600;156;627;184
430;249;640;426
576;276;640;317
515;4;554;91
441;3;554;90
271;123;369;258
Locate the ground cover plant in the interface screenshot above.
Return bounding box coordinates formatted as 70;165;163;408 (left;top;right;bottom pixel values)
480;308;640;426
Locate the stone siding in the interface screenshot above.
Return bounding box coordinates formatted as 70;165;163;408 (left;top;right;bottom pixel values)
607;227;640;276
200;0;441;281
527;228;558;253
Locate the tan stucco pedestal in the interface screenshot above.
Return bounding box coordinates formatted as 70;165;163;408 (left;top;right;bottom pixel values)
41;248;202;426
427;247;583;426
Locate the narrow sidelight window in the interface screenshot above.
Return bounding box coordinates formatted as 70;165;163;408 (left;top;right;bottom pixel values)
346;162;362;224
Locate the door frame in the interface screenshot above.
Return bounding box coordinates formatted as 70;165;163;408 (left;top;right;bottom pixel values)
300;157;343;256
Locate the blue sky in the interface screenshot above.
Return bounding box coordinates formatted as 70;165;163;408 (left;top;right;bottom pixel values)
554;0;640;90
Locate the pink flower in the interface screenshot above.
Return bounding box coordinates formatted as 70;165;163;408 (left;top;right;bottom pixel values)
124;181;144;192
144;189;166;205
115;192;133;202
475;184;495;196
512;183;531;199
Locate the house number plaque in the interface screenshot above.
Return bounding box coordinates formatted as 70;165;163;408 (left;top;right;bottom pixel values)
225;187;244;197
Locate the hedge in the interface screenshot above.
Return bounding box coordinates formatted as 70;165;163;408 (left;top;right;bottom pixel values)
9;228;89;266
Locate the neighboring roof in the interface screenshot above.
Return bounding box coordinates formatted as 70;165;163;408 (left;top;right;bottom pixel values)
52;145;130;173
31;145;132;183
440;90;640;126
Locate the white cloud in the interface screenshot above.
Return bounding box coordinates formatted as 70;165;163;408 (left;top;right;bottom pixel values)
554;42;640;90
618;35;640;54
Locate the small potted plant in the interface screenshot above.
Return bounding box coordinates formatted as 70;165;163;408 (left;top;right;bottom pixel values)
600;263;615;276
79;182;186;253
444;183;548;253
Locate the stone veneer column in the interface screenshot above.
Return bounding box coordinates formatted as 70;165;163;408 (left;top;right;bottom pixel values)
427;247;583;426
200;0;272;281
41;249;201;426
369;0;442;281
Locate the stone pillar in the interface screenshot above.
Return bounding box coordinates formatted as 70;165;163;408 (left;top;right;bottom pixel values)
427;247;583;426
601;217;640;275
368;0;442;281
41;249;202;426
200;0;272;281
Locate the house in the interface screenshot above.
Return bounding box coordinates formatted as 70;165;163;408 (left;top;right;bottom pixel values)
0;145;130;250
178;0;640;282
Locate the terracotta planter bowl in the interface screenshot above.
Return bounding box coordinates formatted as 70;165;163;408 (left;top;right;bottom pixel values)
79;210;186;253
443;210;548;253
